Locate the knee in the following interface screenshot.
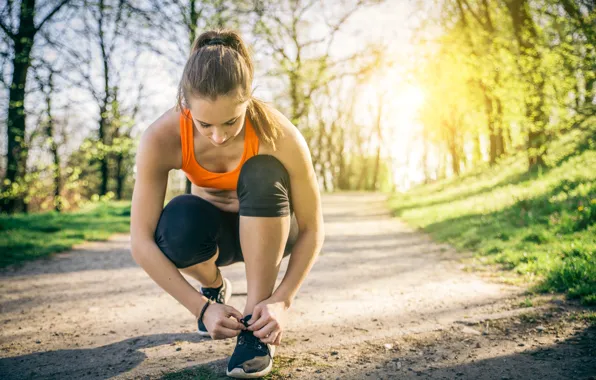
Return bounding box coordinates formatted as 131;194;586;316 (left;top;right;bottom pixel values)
237;155;291;217
154;194;220;268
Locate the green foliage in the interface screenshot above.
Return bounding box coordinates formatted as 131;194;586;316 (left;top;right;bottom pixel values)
389;126;596;304
339;154;394;191
0;200;131;268
413;0;595;177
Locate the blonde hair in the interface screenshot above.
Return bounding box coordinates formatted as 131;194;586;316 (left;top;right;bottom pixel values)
176;29;283;149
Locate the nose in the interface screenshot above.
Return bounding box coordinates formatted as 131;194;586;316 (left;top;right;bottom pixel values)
211;129;226;144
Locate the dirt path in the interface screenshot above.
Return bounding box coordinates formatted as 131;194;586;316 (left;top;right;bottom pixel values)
1;193;594;379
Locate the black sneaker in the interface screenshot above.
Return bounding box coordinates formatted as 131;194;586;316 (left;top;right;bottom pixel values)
226;314;276;378
197;277;232;336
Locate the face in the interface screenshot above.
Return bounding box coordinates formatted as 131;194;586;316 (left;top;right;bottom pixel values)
187;91;248;147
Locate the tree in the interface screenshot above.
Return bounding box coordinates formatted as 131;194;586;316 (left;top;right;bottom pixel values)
32;65;63;211
0;0;73;213
454;0;508;165
503;0;549;169
253;0;382;129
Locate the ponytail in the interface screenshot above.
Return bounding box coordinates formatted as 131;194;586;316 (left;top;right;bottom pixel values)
247;97;284;151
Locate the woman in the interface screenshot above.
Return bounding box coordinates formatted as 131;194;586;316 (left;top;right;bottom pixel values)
130;29;324;378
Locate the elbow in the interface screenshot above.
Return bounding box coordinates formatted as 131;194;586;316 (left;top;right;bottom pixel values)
130;235;152;265
316;217;325;246
301;223;325;251
130;242;143;266
315;225;325;250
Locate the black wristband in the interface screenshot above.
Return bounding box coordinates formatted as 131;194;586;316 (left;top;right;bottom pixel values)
199;298;214;325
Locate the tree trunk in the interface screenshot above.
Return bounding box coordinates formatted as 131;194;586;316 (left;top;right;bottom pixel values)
1;0;36;214
496;97;506;155
445;121;460;176
325;119;338;191
438;149;448;179
111;92;124;200
98;0;111;196
356;132;371;190
505;0;548;170
185;0;200;195
44;72;63;212
115;151;124;200
371;96;384;190
335;124;348;190
422;139;431;184
480;81;498;165
473;131;482;166
449;142;460;176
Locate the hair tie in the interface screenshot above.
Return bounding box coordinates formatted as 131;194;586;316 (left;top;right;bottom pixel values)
203;37;226;47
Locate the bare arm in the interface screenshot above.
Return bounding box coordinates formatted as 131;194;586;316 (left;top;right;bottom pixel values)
268;111;325;308
242;109;324;346
130;115;208;318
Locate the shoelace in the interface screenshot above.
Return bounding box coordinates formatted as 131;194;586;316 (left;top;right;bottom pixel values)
237;329;268;355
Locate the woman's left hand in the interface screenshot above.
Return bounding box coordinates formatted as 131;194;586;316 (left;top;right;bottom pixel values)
246;298;289;345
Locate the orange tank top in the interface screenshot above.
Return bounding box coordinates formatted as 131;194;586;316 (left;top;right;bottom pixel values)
180;108;259;190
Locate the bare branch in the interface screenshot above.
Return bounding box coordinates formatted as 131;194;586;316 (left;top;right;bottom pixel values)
36;0;72;32
0;17;15;40
459;0;485;28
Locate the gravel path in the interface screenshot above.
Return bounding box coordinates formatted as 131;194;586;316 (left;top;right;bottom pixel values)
1;193;594;379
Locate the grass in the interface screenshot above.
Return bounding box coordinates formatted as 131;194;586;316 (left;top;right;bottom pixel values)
389;125;596;305
0;200;131;268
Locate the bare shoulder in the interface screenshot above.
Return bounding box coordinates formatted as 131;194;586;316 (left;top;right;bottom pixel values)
138;106;183;171
260;106;314;179
261;106;309;156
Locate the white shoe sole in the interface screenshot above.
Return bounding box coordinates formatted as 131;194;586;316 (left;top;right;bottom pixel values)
197;277;233;337
225;344;276;378
222;277;232;304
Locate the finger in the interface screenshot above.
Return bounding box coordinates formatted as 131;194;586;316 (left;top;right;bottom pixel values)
220;316;246;331
253;321;278;339
247;306;262;325
225;306;244;322
262;331;280;345
260;331;275;344
273;331;283;345
212;326;242;339
247;314;270;332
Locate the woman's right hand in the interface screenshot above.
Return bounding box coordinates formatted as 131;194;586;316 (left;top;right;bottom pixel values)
192;186;239;213
201;302;247;339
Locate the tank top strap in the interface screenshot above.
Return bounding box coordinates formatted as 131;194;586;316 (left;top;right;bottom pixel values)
179;108;193;170
245;116;260;156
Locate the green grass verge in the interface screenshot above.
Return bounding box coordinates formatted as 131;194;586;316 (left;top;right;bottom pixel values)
0;200;131;268
389;126;596;305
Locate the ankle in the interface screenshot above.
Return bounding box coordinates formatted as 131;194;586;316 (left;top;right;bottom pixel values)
207;276;223;289
201;267;223;289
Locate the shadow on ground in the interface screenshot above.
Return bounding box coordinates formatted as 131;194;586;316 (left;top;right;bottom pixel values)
0;333;209;380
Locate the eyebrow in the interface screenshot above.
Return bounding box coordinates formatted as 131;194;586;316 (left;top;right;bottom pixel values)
195;115;240;125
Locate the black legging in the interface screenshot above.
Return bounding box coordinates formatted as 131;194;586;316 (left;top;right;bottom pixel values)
154;155;299;267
